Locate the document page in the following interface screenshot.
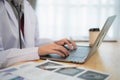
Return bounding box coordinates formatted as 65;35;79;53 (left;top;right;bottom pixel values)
0;60;110;80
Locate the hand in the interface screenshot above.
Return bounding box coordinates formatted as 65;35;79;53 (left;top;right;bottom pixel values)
55;38;77;50
38;43;69;57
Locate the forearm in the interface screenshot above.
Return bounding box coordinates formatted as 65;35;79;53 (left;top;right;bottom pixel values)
0;47;40;68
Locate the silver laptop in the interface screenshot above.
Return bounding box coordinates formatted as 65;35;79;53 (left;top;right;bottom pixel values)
41;15;116;63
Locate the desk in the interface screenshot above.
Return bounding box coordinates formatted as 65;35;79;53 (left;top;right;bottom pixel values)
14;42;120;80
76;42;120;80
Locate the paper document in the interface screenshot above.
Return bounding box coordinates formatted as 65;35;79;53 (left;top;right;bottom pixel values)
0;60;110;80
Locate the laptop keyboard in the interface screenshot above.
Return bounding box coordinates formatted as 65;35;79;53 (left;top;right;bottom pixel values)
65;46;91;62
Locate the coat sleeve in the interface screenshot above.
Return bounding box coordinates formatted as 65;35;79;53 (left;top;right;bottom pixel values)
0;1;39;69
0;21;39;69
0;48;40;68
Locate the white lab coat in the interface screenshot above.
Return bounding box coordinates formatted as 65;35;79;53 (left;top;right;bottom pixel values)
0;0;53;68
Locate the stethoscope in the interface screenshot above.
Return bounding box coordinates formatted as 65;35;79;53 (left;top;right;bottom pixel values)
10;0;23;49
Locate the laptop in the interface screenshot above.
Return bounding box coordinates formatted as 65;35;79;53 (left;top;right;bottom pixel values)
41;15;116;63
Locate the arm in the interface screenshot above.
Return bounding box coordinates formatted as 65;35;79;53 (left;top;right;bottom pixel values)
0;1;40;68
0;48;39;68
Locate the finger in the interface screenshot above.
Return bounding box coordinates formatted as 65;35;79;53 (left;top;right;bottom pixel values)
64;38;77;49
69;40;77;49
54;41;64;45
54;46;70;57
55;39;76;50
63;39;75;50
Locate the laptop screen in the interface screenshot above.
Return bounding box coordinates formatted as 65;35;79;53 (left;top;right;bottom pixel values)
88;15;116;58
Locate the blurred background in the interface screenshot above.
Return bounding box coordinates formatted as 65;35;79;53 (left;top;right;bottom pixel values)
28;0;120;42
